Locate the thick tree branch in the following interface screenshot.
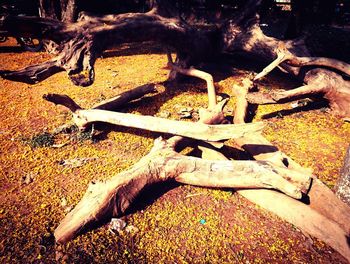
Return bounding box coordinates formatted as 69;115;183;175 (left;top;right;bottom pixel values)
254;52;290;81
287;57;350;77
0;60;63;84
55;135;306;244
44;93;264;141
92;84;157;110
166;53;217;109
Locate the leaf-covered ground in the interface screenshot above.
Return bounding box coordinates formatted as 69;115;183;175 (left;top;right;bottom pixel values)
1;38;349;263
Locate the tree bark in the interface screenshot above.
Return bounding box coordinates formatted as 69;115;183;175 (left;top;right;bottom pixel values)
44;93;264;142
335;145;350;206
1;2;350;117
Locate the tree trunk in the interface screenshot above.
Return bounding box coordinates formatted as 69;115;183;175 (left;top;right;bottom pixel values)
335;145;350;206
1;0;350;117
39;0;77;53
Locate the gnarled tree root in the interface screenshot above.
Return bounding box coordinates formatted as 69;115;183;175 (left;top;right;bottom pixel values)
48;86;310;244
54;135;306;244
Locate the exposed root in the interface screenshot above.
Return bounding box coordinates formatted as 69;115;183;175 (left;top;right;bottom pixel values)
166;53;217;109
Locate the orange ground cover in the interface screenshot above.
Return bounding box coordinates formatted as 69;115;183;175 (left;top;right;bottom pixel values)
0;38;349;263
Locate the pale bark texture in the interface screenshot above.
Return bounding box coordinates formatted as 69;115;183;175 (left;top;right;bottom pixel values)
335;145;350;206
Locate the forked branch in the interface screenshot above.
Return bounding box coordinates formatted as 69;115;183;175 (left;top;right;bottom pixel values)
55;135;306;244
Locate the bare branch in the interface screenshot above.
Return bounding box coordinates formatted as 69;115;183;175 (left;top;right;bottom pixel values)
287;57;350;77
0;60;63;84
91;84;157;110
43;93;82;112
72;109;264;141
166;55;217;109
254;52;290;81
55;136;304;244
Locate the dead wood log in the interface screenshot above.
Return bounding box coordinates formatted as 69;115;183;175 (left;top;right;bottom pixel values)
54;135;307;244
228;82;350;260
0;12;218;86
44;93;264;142
199;126;350;262
50;86;308;244
233;78;350;234
335;145;350;206
203;146;350;262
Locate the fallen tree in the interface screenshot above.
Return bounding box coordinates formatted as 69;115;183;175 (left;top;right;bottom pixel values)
1;1;350;117
1;0;350;261
44;86;350;261
44;90;310;242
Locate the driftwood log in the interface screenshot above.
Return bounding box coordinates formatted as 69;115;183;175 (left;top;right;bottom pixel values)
45;91;309;243
44;84;350;261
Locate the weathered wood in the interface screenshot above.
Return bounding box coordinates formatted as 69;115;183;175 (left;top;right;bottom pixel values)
237;28;350;117
335;145;350;206
1;2;350;117
239;189;350;262
0;12;218;86
233;134;350;235
232;80;350;245
55;136;306;244
74;109;264;142
200;130;350;262
166;53;217;109
92;84;157;110
44;93;264;141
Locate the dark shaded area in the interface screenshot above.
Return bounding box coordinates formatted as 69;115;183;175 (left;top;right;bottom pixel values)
261;98;328;120
124;180;181;215
0;45;25;53
241;144;278;157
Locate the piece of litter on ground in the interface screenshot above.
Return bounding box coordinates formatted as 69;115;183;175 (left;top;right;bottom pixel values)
185;193;203;199
58;157;97;168
125;225;139;234
290;102;299;108
178;112;192;118
199;219;206;225
52;142;69;148
20;173;36;185
177;107;195;119
60;197;67;207
109;218;127;233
